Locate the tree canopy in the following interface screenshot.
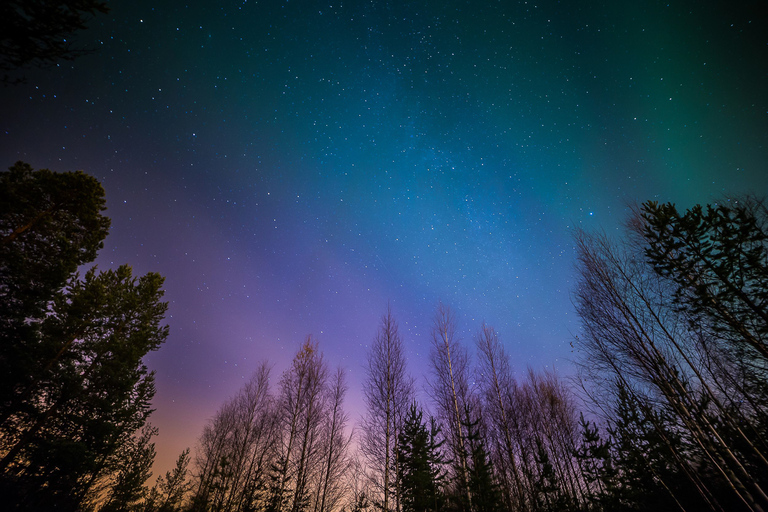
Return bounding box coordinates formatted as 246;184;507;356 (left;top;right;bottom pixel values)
0;1;109;81
0;162;168;511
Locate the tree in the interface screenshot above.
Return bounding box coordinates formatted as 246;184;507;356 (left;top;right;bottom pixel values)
397;403;445;512
0;264;168;509
640;200;768;437
147;448;191;512
190;362;279;512
345;453;373;512
99;424;158;512
573;199;768;512
522;370;584;512
573;413;614;510
474;324;528;511
640;200;768;362
531;438;568;512
603;381;695;512
463;409;503;512
0;163;168;511
361;306;414;512
269;338;329;512
0;161;110;423
315;367;353;512
428;303;474;512
0;1;109;81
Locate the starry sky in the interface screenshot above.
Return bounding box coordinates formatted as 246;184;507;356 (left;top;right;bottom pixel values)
1;0;767;477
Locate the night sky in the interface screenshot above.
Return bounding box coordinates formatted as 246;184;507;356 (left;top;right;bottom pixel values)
2;0;767;477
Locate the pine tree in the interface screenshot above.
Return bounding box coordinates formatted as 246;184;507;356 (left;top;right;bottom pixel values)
0;162;110;429
0;163;168;510
573;201;768;512
148;448;191;512
99;424;157;512
640;200;768;361
0;1;109;80
606;382;696;512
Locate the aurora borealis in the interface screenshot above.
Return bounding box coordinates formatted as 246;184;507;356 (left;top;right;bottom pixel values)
1;0;766;476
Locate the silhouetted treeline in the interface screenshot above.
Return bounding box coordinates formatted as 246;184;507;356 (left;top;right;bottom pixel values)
169;197;768;512
3;163;767;511
573;198;768;511
187;340;353;512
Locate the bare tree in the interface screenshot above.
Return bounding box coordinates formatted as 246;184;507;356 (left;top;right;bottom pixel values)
191;398;237;511
190;342;349;512
526;369;585;509
272;337;329;512
226;362;279;511
428;303;474;511
574;225;768;512
314;367;353;512
345;451;373;512
189;362;279;512
361;306;414;512
474;324;527;511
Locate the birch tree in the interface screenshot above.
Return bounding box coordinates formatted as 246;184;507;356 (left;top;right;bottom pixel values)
271;337;329;512
573;205;768;512
475;324;527;511
190;363;278;512
428;303;474;511
314;367;353;512
361;307;414;512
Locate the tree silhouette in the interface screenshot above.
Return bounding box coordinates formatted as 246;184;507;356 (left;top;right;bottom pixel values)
0;163;168;511
397;403;445;512
574;197;768;512
0;0;109;82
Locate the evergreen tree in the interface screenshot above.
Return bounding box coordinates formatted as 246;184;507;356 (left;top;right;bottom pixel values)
573;413;614;511
464;412;503;512
641;199;768;497
99;424;157;512
397;403;445;512
0;162;111;424
0;163;168;511
640;200;768;361
147;448;191;512
532;438;572;512
0;1;109;81
606;382;698;512
574;198;768;512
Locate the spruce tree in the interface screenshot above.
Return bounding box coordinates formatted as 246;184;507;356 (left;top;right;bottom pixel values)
397;403;445;512
532;438;570;512
607;382;694;512
574;413;615;510
463;410;503;512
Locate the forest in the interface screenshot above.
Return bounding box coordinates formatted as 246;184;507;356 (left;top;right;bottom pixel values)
1;163;767;512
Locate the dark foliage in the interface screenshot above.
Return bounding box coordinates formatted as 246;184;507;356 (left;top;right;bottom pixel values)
574;196;768;512
397;403;445;512
0;1;109;82
0;162;168;511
